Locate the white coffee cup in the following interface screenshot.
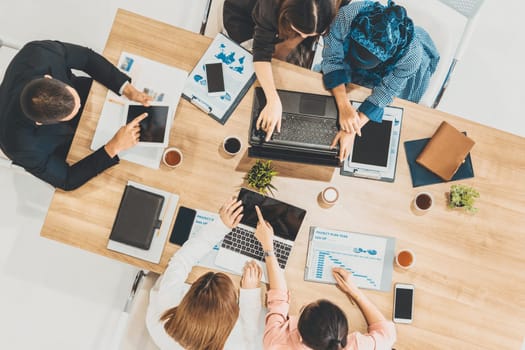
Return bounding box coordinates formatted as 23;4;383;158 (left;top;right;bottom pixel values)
223;136;242;156
162;147;183;168
320;186;339;206
395;249;416;269
414;192;433;212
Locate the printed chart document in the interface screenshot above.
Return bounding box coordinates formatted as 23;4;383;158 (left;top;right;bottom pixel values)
305;227;395;291
182;33;256;124
91;52;188;168
107;181;179;264
184;209;237;273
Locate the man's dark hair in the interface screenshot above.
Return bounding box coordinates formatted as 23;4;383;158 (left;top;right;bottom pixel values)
298;299;349;350
20;78;76;124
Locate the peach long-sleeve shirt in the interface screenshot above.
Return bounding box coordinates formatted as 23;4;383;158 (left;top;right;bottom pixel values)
263;289;396;350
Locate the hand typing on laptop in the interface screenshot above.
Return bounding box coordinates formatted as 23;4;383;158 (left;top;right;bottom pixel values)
241;260;263;289
256;93;282;141
330;111;370;161
219;197;244;229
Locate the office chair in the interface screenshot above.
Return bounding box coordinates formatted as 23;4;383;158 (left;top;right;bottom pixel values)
1;37;22;169
380;0;485;108
109;270;160;350
202;0;226;38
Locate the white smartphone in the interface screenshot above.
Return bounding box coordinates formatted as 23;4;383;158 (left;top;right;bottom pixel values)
393;283;414;324
205;62;225;96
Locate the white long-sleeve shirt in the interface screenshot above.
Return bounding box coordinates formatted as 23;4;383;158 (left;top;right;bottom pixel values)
146;218;264;350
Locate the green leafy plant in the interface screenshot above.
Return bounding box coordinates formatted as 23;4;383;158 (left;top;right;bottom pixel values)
448;184;480;213
245;160;278;195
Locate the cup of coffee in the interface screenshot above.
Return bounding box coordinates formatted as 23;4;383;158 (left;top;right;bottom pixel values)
223;136;242;156
414;192;433;212
320;186;339;206
395;249;416;269
163;147;183;168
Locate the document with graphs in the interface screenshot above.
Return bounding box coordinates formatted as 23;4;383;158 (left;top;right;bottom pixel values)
305;227;396;291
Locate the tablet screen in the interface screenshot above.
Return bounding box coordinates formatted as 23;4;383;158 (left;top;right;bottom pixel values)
126;105;169;143
351;120;392;167
237;188;306;241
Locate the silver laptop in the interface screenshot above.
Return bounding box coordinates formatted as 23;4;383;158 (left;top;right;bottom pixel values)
214;188;306;283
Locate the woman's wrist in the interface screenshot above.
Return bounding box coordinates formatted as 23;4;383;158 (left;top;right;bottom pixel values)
349;289;364;302
262;243;274;252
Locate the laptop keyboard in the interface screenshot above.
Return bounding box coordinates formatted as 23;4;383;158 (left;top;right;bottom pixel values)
271;113;338;147
221;226;292;269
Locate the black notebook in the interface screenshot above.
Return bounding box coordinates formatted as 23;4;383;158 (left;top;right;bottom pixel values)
109;185;164;250
404;134;474;187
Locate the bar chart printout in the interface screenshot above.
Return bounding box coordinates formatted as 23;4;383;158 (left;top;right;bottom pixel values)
304;227;395;291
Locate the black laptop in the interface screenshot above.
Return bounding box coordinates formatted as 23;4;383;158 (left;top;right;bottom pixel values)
248;87;341;167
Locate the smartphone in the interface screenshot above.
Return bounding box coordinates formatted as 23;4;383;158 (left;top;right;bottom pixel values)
205;62;225;96
393;283;414;324
169;207;196;246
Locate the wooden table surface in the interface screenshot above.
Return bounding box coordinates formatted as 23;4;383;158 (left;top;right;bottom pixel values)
40;9;525;350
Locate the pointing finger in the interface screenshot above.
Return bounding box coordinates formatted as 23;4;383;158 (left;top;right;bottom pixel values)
130;112;148;126
255;205;265;223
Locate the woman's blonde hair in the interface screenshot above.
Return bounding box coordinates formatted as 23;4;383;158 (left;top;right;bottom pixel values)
160;272;239;350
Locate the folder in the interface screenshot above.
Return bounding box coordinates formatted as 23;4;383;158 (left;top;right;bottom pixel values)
404;133;474;187
182;33;256;124
109;185;164;250
416;121;475;180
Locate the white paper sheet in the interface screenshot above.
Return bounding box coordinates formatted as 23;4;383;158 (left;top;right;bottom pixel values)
91;52;188;168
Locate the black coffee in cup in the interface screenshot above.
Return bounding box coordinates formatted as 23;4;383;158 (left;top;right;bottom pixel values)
224;137;241;154
415;193;432;210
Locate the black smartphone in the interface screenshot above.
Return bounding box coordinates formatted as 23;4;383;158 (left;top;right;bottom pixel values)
205;62;225;96
393;283;414;324
169;206;196;246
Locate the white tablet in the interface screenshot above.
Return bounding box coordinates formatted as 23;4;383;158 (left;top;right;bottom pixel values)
341;102;403;182
124;103;172;147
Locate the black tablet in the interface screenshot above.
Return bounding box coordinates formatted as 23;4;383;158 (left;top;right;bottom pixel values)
126;104;170;146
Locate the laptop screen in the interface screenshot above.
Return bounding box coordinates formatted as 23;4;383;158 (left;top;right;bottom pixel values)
237;188;306;241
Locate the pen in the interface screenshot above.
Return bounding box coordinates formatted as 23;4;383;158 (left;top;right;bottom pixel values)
108;98;126;106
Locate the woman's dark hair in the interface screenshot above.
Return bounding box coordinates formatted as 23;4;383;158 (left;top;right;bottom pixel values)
298;299;349;350
278;0;342;39
20;78;76;124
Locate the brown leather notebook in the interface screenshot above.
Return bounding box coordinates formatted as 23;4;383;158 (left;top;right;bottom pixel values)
416;121;475;181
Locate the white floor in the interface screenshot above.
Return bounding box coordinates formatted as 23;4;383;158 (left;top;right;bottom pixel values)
0;1;524;349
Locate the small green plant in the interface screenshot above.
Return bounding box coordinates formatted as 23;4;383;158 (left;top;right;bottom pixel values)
246;160;278;195
448;184;480;213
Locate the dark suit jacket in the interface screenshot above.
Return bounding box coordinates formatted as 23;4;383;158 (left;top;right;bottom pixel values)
0;40;130;190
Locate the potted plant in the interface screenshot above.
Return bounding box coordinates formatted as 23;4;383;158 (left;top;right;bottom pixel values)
448;184;480;213
245;160;277;195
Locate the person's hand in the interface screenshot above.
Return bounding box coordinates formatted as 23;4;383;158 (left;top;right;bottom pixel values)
123;83;153;106
332;267;361;299
241;260;263;289
219;197;243;229
256;97;282;141
254;205;274;251
330;130;355;161
104;113;148;157
338;101;361;136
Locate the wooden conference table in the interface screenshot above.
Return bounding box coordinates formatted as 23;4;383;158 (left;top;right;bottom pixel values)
40;9;525;350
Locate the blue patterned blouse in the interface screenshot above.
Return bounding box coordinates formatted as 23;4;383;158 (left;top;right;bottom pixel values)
321;1;440;122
